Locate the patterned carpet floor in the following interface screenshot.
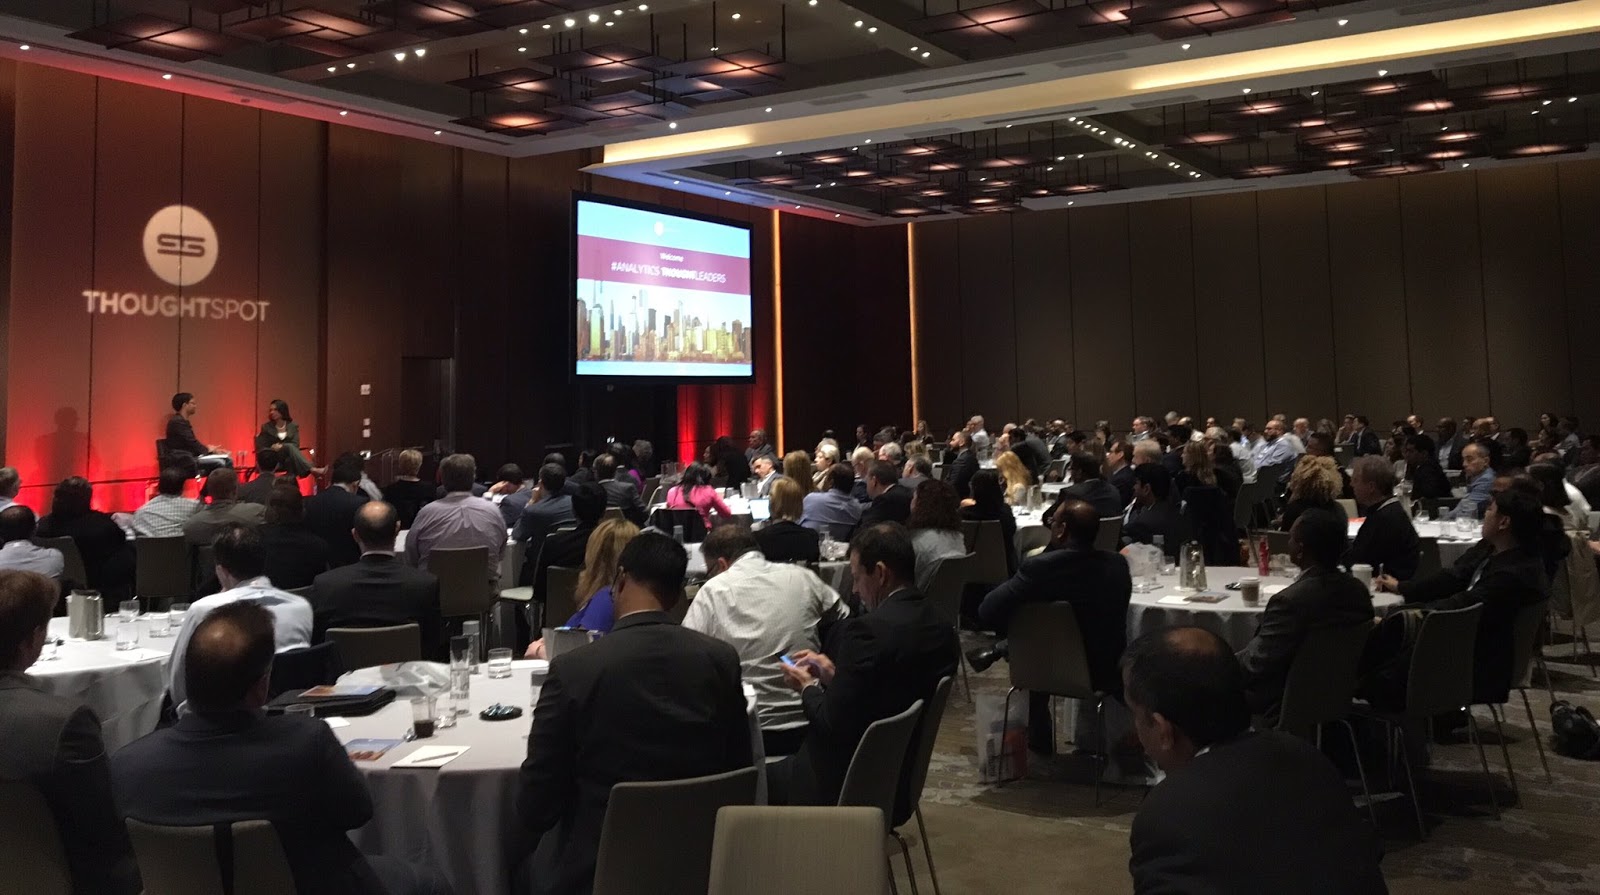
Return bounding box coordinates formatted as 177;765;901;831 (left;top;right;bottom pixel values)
901;628;1600;895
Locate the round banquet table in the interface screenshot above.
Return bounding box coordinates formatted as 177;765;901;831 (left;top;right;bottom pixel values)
1127;566;1404;650
1347;518;1479;569
337;662;763;895
28;616;175;752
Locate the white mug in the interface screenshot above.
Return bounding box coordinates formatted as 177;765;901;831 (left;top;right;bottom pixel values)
1351;564;1374;588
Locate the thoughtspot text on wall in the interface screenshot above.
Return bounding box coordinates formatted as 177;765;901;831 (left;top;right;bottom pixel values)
81;204;271;321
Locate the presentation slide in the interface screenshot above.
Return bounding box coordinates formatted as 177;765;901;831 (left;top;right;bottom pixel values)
573;197;753;379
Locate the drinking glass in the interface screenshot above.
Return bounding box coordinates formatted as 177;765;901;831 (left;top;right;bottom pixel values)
409;696;437;739
284;704;316;719
446;666;471;719
147;609;171;638
115;619;140;651
461;620;482;673
168;603;190;632
118;600;141;624
449;634;473;670
487;648;514;679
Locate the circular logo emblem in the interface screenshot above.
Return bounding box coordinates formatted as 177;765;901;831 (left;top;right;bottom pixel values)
142;205;218;287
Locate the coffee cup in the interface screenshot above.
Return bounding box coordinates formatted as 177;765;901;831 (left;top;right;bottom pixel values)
1239;576;1261;605
1351;564;1374;588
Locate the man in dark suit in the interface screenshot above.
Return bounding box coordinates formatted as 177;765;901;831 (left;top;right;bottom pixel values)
1402;434;1453;501
971;500;1132;754
773;522;958;810
1344;455;1420;580
1435;417;1468;471
112;602;440;895
859;461;912;528
164;391;230;475
303;452;369;568
591;453;645;525
239;450;285;504
1346;415;1382;457
519;532;751;895
1011;429;1051;480
1105;440;1136;506
1124;627;1387;894
1121;465;1189;559
311;500;442;660
0;570;140;895
525;484;604;603
513;464;577;547
946;430;979;499
1238;508;1376;720
1061;451;1124;518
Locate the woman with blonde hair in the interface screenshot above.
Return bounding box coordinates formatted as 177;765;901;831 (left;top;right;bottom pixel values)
381;448;433;529
1176;439;1217;493
992;450;1033;505
755;476;820;564
1277;455;1346;531
782;450;815;497
524;517;639;657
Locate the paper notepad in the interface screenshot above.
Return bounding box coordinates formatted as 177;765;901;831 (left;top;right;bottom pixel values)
393;746;470;769
323;717;351;730
1157;596;1190;605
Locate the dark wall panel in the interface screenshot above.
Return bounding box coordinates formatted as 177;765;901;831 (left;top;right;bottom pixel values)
454;152;510;464
1558;159;1600;428
1326;179;1409;425
1128;198;1197;419
1010;212;1074;424
1191;192;1265;422
911;221;963;433
1401;172;1487;420
956;216;1017;425
1257;186;1336;419
1069;205;1134;428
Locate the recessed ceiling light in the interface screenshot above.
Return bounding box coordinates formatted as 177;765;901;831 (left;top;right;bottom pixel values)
868;26;877;32
1077;154;1084;159
639;3;649;9
1067;201;1074;206
414;48;426;57
1542;99;1553;105
1569;96;1578;102
1377;69;1387;76
864;138;872;143
775;150;783;155
764;107;772;112
910;46;919;52
1180;43;1190;50
1532;110;1540;115
614;9;623;14
673;180;680;184
731;12;740;19
18;44;28;51
434;130;442;135
710;45;719;51
853;19;863;26
1006;125;1013;129
161;73;173;80
1242;87;1251;94
394;52;406;61
1046;166;1053;171
808;0;816;6
851;146;858;150
564;18;575;26
1310;90;1320;96
829;182;837;187
327;66;337;72
604;21;612;26
979;177;986;181
1337;18;1349;26
518;46;526;51
724;191;731;195
520;27;528;33
346;62;357;68
543;23;551;28
339;110;349;116
920;51;929;58
834;214;841;218
588;12;600;21
795;205;801;209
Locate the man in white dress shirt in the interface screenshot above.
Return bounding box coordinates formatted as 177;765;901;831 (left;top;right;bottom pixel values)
685;525;849;756
166;524;311;710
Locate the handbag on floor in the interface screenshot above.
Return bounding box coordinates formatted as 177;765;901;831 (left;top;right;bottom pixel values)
1550;700;1600;760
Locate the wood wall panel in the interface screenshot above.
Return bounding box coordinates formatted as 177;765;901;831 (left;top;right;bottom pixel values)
398;139;458;360
1010;212;1074;424
1257;186;1336;420
1478;164;1570;429
1128;199;1197;420
911;222;963;433
956;216;1017;425
1558;159;1600;428
852;223;912;435
1326;179;1409;425
454;152;509;464
1191;192;1265;422
1401;172;1487;421
1069;205;1135;428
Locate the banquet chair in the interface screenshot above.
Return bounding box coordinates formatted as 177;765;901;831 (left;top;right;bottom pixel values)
1351;603;1488;839
895;677;954;895
30;536;87;592
602;506;625;523
192;545;216;594
1415;538;1443;579
1003;601;1107;802
544;566;582;629
1476;600;1555;797
126;818;294;895
1274;624;1377;825
0;780;72;895
136;536;192;611
837;700;924;895
592;766;759;895
708;807;889;895
649;508;707;543
1337;499;1359;519
1013;525;1051;564
268;641;340;699
1093;517;1122;552
641;476;661;505
924;555;972;698
965;521;1009;589
431;545;493;639
326;624;422;670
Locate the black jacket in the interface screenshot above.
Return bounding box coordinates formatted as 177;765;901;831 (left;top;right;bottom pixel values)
164;413;207;458
1343;499;1419;581
111;711;388;895
518;612;751;895
1062;479;1124;518
1109;464;1136;507
302;486;369;568
380;478;434;530
1408;459;1453;501
780;589;958;812
600;478;647;526
1130;730;1388;895
755;520;820;565
1011;435;1051;480
311;554;443;660
860;485;913;529
38;510;134;597
1179;485;1237;566
1236;567;1376;719
961;503;1017;576
1123;501;1190;559
948;449;978;499
977;547;1131;693
1347;428;1382;457
527;524;595;598
259;522;331;591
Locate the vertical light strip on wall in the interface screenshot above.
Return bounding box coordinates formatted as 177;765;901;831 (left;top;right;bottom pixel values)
907;222;920;425
771;209;785;452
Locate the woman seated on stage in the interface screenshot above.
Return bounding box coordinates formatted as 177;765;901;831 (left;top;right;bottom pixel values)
253;399;313;478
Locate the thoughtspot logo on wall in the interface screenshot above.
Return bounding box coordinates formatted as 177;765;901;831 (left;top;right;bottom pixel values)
81;204;271;321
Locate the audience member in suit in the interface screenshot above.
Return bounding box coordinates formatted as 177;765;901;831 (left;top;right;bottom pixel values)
1122;465;1189;559
113;602;442;895
1448;442;1498;521
303;453;370;568
380;449;434;530
745;428;779;465
518;532;752;895
0;569;140;895
1209;439;1244;504
258;481;330;591
1503;427;1533;471
183;468;268;546
516;463;578;547
961;469;1017;576
592;453;646;526
755;477;821;565
971;500;1132;754
946;430;979;499
1344;456;1420;580
238;449;286;505
899;455;932;493
801;464;864;541
751;455;783;498
860;460;914;528
1403;434;1454;501
38;476;134;599
1061;451;1124;518
1435;418;1468;471
847;447;875;503
1011;430;1051;481
772;522;959;812
1105;440;1136;507
311;501;442;659
1345;415;1382;457
1125;627;1387;895
1238;508;1377;721
1371;488;1550;708
1160;426;1192;479
489;463;534;529
525;483;604;608
1174;442;1238;566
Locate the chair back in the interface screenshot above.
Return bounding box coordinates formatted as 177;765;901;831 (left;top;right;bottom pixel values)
545;566;583;626
899;677;953;828
430;546;493;618
837;700;924;832
30;536;87;590
1013;524;1051;565
500;539;526;591
960;519;979;552
1332;444;1354;468
1263;529;1291;557
1093;516;1122;552
649;508;708;544
1336;498;1358;518
966;520;1009;586
1045;458;1067;481
1007;602;1095;699
593;767;759;895
136;536;192;605
192;545;216;592
708;807;889;895
0;779;72;895
1275;623;1373;737
1404;603;1484;717
601;507;625;523
1415;537;1442;579
325;624;422;670
155;438;170;466
642;476;662;505
1508;600;1551;691
268;641;340;698
923;554;971;627
126;818;295;895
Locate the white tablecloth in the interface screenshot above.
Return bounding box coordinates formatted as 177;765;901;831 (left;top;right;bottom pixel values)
28;616;175;752
337;662;762;895
1127;567;1404;651
1346;518;1479;569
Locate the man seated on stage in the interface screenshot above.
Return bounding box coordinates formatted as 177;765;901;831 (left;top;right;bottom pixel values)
164;392;229;474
